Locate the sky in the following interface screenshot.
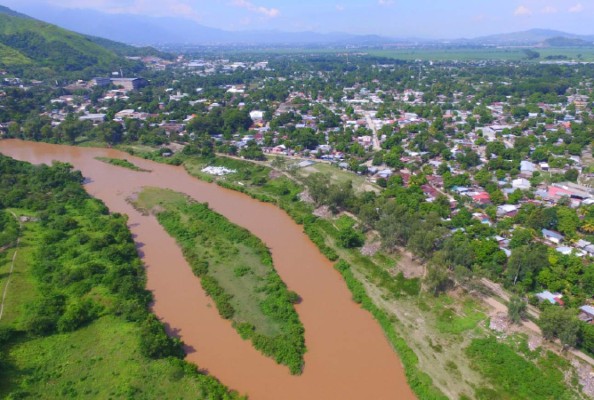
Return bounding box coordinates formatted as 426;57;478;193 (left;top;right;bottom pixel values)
3;0;594;38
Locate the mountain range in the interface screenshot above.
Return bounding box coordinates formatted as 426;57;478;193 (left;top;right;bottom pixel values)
470;29;594;46
8;4;593;47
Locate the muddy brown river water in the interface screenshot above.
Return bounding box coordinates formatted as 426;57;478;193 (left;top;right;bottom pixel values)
0;140;416;400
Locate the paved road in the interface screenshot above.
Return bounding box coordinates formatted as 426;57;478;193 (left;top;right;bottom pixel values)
365;113;382;151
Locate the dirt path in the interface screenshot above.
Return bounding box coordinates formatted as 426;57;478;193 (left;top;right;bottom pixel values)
0;211;21;322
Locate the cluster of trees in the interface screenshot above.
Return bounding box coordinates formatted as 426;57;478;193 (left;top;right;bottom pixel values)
305;173;356;213
0;155;182;353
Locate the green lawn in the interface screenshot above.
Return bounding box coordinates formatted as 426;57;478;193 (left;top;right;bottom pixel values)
467;337;575;400
434;298;486;335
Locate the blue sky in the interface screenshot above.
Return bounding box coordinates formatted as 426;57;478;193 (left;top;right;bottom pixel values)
3;0;594;38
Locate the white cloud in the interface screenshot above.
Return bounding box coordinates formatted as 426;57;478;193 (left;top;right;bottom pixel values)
569;3;584;13
232;0;280;18
378;0;394;6
541;5;557;14
513;5;532;16
335;4;345;12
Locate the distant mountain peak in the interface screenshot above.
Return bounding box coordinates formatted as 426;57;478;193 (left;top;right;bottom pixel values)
470;28;594;45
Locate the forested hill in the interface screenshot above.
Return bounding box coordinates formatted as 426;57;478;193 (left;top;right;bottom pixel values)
0;5;143;78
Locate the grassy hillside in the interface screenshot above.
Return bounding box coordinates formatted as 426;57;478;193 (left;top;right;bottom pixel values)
0;42;30;66
0;7;142;77
0;155;242;399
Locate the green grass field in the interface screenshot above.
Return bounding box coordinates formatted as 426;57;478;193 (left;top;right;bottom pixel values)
3;316;236;399
368;47;594;61
0;218;38;327
0;42;31;66
206;45;594;62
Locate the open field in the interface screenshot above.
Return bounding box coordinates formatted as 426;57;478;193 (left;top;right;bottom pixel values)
198;45;594;62
369;47;594;61
297;162;380;193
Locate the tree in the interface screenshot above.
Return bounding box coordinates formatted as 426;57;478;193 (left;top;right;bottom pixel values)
507;295;527;324
139;314;184;359
539;307;580;348
506;244;549;290
424;264;450;296
523;49;540;60
556;207;579;238
240;141;265;161
564;168;579;183
338;227;364;248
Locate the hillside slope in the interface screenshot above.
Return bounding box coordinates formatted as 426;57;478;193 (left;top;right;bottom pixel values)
0;6;141;77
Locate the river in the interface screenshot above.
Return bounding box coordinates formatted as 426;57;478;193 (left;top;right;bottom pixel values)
0;140;416;400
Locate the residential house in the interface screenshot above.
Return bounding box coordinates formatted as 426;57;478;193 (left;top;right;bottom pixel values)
536;291;564;306
579;305;594;323
542;229;564;245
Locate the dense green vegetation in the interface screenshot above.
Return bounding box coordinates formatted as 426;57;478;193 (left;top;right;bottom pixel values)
95;156;149;172
466;337;575;400
0;155;242;399
133;187;305;374
4;42;594;398
0;210;18;249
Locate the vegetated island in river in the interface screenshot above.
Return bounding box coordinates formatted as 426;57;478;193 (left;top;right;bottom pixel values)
0;155;243;400
131;187;306;374
95;156;151;172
